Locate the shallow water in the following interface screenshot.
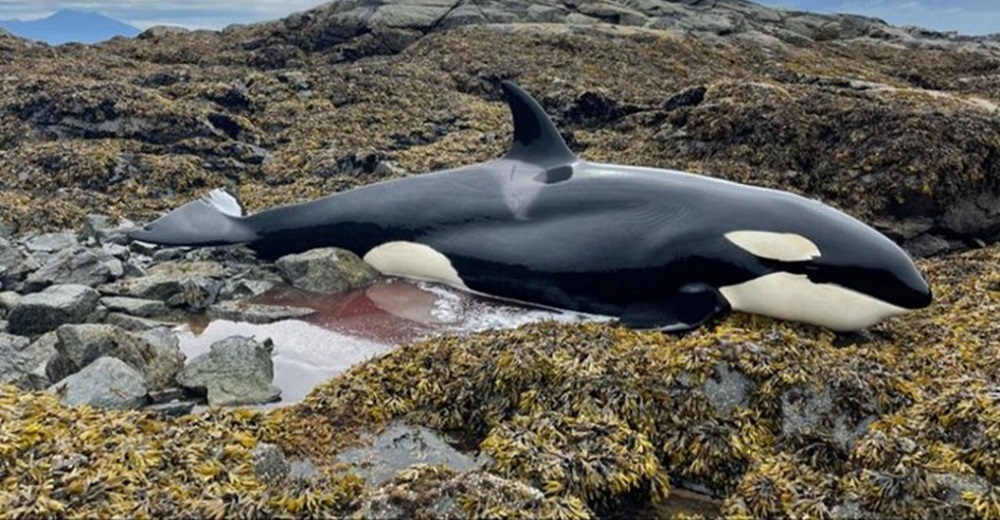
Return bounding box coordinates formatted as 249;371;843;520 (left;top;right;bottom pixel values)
176;278;592;405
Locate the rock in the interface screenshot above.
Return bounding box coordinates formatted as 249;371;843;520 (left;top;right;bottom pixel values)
100;296;168;317
252;443;290;484
23;247;123;292
49;356;147;410
81;214;113;242
904;233;951;257
0;291;21;313
137;327;186;390
99;261;224;302
7;284;100;336
781;385;876;453
702;362;752;414
24;231;78;253
166;277;222;310
276;247;379;294
104;312;178;332
219;278;277;301
0;331;57;390
47;323;184;390
0;238;32;289
356;468;553;520
337;419;485;487
176;336;281;406
208;301;315;324
144;400;199;416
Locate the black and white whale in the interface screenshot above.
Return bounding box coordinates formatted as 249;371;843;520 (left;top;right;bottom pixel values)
129;81;932;332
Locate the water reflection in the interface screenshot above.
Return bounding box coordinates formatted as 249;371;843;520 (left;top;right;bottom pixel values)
176;279;589;405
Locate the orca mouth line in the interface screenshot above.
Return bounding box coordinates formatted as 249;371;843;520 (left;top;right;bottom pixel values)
763;259;933;310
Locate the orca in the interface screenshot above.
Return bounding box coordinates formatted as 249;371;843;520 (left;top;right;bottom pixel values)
129;81;932;332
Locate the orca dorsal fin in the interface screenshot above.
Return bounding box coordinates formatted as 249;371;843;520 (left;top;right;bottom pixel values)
501;81;576;166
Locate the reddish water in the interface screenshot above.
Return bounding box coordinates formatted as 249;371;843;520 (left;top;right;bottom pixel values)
177;279;589;404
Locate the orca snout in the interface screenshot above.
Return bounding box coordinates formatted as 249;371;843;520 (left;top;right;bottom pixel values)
897;262;932;310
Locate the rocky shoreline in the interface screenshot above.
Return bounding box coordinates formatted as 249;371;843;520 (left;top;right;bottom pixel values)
0;218;385;413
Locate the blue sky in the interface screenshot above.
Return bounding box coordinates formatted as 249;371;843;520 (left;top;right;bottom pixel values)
755;1;999;35
0;1;996;35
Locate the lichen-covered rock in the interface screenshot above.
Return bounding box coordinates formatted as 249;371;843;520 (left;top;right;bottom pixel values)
23;246;123;292
98;260;223;302
208;300;315;324
49;356;148;410
6;284;99;335
276;247;379;294
176;335;281;406
0;332;54;390
99;295;168;317
24;231;77;253
47;323;184;390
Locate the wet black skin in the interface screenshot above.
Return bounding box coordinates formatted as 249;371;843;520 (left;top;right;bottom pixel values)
130;81;932;329
239;158;932;318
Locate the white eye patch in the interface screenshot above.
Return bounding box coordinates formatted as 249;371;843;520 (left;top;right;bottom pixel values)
724;230;821;262
363;241;470;290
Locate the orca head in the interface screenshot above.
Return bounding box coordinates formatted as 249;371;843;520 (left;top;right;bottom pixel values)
719;208;932;331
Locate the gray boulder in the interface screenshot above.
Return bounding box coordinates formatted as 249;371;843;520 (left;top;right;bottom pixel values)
0;331;57;390
23;247;123;292
100;296;168;317
49;356;147;410
47;323;184;390
176;336;281;406
208;301;315;324
276;247;379;294
98;260;224;303
7;284;100;335
25;231;78;253
0;291;20;317
0;238;34;289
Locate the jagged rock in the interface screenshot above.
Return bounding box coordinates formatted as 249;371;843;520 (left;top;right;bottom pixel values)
47;323;184;390
49;356;147;410
219;278;278;301
24;231;78;253
276;247;379;294
0;291;20;315
23;247;123;292
0;238;34;289
166;277;222;310
252;443;291;484
0;331;57;390
104;312;178;332
7;284;100;336
208;301;315;324
337;419;485;486
176;336;281;406
99;261;224;302
100;296;168;317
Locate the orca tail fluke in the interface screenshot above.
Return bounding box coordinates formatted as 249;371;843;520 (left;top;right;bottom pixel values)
128;188;258;246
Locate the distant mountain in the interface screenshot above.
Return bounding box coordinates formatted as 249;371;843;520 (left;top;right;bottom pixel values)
0;10;140;45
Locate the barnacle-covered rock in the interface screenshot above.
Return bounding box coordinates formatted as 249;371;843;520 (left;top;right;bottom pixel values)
176;335;281;406
6;284;100;335
49;356;148;410
275;247;380;295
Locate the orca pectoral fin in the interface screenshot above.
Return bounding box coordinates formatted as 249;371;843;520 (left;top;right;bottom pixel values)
619;283;730;332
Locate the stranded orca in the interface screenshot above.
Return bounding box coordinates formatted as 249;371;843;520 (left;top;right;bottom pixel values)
129;81;932;331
